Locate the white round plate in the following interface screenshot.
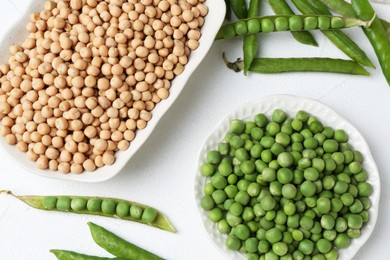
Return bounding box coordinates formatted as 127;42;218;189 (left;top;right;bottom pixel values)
194;95;380;260
0;0;226;182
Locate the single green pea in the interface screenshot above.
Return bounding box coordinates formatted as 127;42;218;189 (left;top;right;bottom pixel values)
217;219;231;234
340;193;354;206
275;17;289;31
226;212;242;227
347;228;361;238
130;204;143;219
353;150;363;163
71;198;87;211
240;160;255;174
212;190;227;204
266;122;281;136
43;196;58;210
258;239;270;253
298;158;311;169
331;198;343;213
289;16;303;31
349;161;362;174
211;174;228;190
204;182;215;195
261;18;275;33
354;170;368;182
347;214;363;229
247;182;261;197
304;16;318;30
266;227;283;243
300;181;317;197
276;133;291;147
87;198;102;212
321;214;335;230
234;21;248;36
218;143;230;155
309;121;323;134
226;235;241;250
272;109;288;123
298;239;314;255
277;168;294;184
234;224;251;240
208;207;223;222
282;184;297;199
300;216;314;230
222;25;236;39
200;163;215;177
284;202;296;216
273;242;288;256
291;133;304;143
261;195;276;211
251;127;264;141
247;19;261;34
312;158;325;172
302;149;316;159
304;167;319;182
235;190;250;205
323;230;337;241
57;197;71;211
200;195;215;211
316;238;332;254
101;199;116;214
230;136;244;149
250;144;263;158
142;207;157;223
335;217;348;233
245;238;259;253
334;181;348;194
225;185;239;199
224;199;234;211
334;233;351;249
230;120;245;134
301;129;313;139
207;150;221;165
323;140;338;153
243;207;255;222
254;113;268;127
316;197;331;214
318;16;331;30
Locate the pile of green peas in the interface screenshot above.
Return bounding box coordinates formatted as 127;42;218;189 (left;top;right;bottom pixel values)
42;196;158;224
219;15;350;40
200;109;373;259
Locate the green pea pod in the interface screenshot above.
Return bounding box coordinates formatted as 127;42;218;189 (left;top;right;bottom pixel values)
0;190;175;233
215;14;372;40
352;0;390;85
243;0;260;75
290;0;375;68
319;0;390;36
223;53;370;75
231;0;248;19
88;222;164;260
51;250;125;260
305;0;330;14
268;0;318;47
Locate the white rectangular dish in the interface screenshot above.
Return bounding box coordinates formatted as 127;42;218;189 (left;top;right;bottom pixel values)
0;0;226;182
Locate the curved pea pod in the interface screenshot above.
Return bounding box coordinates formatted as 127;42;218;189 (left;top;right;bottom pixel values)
290;0;375;68
88;222;164;260
230;0;248;19
352;0;390;86
0;190;175;233
243;0;260;75
215;14;372;40
50;250;126;260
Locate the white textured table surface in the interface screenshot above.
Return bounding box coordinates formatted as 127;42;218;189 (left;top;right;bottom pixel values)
0;1;389;259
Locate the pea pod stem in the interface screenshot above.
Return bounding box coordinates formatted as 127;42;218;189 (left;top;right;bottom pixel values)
268;0;318;47
290;0;375;68
50;250;125;260
88;222;164;260
215;14;372;41
222;53;370;75
1;191;176;233
352;0;390;85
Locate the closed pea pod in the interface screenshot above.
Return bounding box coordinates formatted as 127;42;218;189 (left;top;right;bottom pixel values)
0;191;175;233
352;0;390;85
230;0;248;19
243;0;260;75
88;222;163;260
51;249;125;260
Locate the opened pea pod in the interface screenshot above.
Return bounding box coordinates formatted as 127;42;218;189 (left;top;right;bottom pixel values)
215;14;373;40
0;190;175;233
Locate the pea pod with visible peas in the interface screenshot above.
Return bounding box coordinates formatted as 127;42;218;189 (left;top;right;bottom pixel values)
290;0;375;68
0;190;175;233
88;222;163;260
215;14;372;41
268;0;318;47
352;0;390;85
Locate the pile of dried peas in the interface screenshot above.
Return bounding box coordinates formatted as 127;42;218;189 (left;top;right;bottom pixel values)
0;0;207;173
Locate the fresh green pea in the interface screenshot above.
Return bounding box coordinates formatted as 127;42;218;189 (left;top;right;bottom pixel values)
275;17;289;31
87;198;102;212
247;19;261;34
267;122;281;136
250;144;263;158
277;152;294;168
271;143;285;156
304;167;319;181
142;208;157;223
208;207;223;222
276;133;291;147
334;233;351;249
57;197;71;211
130;205;143;219
347;214;363;229
243;207;255;221
254;113;268;127
261;195;276;211
334;181;348;194
226;235;241;250
316;197;331;214
200;195;215;211
298;239;314;255
222;25;236;39
211;174;228;189
71;198;87;211
235;191;250;205
284;202;296;216
43;196;58;210
224;199;234;211
234;21;248;36
277;168;294;184
212;190;227;204
258;239;270;253
321;214;335;230
230;120;246;134
300;181;316;197
358;182;373;196
272;109;288;123
289;16;303;31
266;227;283;243
349;161;362;174
218;219;231;234
300;216;314;230
317;16;331;30
204;182;215;195
273;242;288;256
262;18;275;33
241;160;255;174
251;127;264;140
323;140;338;153
226;212;242;227
234;224;251;240
247;182;261;197
200;163;215;177
218;143;230;155
304;16;318;30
